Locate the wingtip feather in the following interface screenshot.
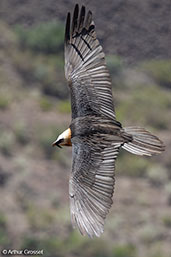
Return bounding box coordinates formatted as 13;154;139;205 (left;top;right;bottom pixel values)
72;4;79;34
65;12;71;44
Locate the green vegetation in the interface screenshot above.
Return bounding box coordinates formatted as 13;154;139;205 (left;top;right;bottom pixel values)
0;22;18;50
21;233;136;257
39;96;54;111
106;55;123;75
162;215;171;228
0;214;7;229
0;130;15;156
14;122;30;145
117;151;150;177
12;50;66;98
22;236;64;257
21;237;42;251
138;224;161;244
140;59;171;88
147;165;168;186
15;21;64;54
58;100;71;113
116;84;171;129
26;206;55;230
0;95;10;109
112;244;136;257
0;213;10;247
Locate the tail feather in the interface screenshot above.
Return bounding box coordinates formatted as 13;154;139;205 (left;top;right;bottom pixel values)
122;127;165;156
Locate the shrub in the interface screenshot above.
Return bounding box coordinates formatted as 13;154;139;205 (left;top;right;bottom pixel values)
140;59;171;89
21;232;137;257
106;55;123;75
21;237;41;251
0;213;10;247
138;224;162;244
39;96;54;111
116;84;171;130
0;130;15;156
0;95;10;110
58;100;71;114
21;236;64;257
26;206;55;230
112;244;136;257
147;165;168;186
15;21;64;54
162;216;171;228
14;122;30;145
117;151;150;177
33;62;67;99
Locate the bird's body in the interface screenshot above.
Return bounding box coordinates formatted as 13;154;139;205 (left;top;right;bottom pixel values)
53;4;165;237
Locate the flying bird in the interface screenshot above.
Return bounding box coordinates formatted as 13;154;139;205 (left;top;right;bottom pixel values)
52;4;165;237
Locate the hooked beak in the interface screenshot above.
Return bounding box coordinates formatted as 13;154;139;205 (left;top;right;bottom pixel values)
52;128;71;148
52;138;63;148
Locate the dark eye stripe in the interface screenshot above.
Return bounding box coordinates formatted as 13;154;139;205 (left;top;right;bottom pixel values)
58;138;64;144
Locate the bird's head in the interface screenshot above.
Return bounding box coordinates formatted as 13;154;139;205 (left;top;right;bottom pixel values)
52;128;72;148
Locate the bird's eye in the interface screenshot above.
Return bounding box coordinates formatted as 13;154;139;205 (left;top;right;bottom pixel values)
58;138;64;144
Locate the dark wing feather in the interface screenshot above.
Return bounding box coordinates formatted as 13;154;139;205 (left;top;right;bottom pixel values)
65;4;116;120
69;135;122;237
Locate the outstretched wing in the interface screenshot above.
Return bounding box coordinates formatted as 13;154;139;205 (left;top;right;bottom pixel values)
65;4;115;120
69;135;122;237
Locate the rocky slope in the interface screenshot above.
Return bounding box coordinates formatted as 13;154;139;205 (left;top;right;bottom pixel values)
0;0;171;63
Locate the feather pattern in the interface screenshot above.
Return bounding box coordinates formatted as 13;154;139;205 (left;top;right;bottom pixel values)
69;135;121;237
62;4;165;238
122;127;165;156
65;4;115;120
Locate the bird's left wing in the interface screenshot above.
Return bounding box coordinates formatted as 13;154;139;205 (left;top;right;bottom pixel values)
69;134;122;237
65;4;116;120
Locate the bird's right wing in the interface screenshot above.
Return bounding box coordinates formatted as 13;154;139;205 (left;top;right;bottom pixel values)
65;4;116;121
69;134;123;237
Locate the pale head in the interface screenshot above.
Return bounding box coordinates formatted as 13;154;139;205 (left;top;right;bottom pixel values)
52;128;72;148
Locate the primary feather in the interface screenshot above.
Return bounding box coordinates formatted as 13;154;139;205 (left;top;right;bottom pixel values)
65;4;116;121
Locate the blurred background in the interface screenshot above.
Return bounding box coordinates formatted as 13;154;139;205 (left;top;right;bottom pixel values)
0;0;171;256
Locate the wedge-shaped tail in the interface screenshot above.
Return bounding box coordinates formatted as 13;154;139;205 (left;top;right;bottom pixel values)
122;127;165;156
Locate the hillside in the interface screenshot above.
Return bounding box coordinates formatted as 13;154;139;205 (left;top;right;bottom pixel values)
0;2;171;257
0;0;171;63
